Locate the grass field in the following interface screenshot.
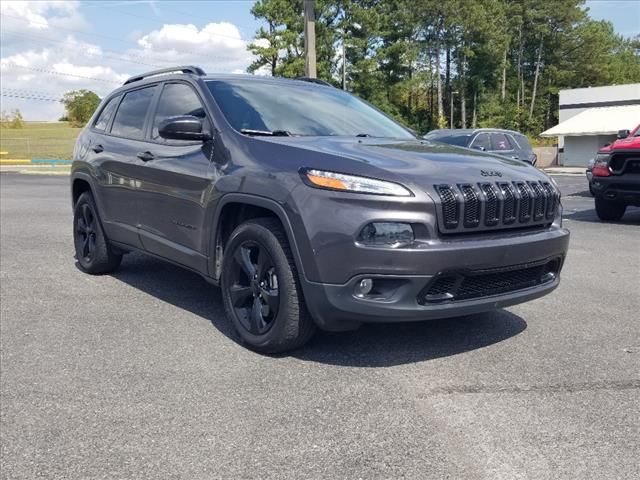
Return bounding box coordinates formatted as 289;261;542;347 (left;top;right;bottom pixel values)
0;122;81;160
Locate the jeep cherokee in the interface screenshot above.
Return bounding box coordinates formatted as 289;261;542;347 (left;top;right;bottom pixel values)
71;66;570;353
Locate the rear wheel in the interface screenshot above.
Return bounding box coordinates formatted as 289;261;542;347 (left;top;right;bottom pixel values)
221;218;315;353
595;197;626;221
73;192;122;274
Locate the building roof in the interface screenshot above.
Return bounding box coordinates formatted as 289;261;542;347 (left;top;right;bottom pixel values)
559;83;640;107
540;105;640;137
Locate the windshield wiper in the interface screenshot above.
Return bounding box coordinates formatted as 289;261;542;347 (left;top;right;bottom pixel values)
240;129;291;137
355;133;372;137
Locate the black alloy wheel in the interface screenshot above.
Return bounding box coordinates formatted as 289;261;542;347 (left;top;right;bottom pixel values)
73;192;122;274
220;218;315;353
76;203;97;263
228;241;280;335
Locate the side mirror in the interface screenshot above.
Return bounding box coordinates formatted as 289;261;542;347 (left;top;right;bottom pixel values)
472;145;486;152
159;115;210;141
617;129;630;139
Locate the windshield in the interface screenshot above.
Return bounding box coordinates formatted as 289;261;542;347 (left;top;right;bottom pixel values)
206;80;414;139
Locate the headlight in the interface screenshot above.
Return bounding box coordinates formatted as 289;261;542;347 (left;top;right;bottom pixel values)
303;169;412;196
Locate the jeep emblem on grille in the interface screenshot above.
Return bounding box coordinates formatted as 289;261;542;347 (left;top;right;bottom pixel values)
480;170;502;177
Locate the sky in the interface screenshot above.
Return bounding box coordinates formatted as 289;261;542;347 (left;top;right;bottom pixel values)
1;0;638;121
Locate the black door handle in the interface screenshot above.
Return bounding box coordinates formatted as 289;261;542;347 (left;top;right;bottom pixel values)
91;144;104;153
137;151;155;162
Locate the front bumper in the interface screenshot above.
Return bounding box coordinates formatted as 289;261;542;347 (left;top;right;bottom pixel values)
300;227;570;331
591;173;640;206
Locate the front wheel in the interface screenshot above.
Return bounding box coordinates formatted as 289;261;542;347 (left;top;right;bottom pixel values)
221;218;315;353
595;197;626;221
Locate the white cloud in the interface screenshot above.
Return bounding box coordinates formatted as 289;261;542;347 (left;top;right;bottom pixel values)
1;3;261;120
131;22;254;74
1;1;87;36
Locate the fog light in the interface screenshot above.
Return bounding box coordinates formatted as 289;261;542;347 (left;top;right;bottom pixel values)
357;222;414;247
355;278;373;296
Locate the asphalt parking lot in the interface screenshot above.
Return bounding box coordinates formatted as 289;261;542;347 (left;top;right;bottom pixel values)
1;173;638;480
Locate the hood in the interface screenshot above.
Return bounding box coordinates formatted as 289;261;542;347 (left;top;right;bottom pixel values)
256;136;545;191
600;136;640;153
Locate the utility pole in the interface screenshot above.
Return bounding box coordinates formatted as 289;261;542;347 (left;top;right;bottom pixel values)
342;39;346;90
303;0;317;78
450;91;458;129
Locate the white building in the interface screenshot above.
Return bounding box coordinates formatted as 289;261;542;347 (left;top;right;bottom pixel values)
541;84;640;166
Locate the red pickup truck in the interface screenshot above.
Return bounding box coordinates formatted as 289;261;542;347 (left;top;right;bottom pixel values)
590;124;640;220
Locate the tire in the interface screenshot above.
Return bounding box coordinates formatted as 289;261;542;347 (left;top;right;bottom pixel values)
73;192;122;274
221;218;315;353
595;197;626;221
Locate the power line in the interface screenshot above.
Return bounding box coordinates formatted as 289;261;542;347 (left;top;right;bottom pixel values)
0;28;245;65
1;92;60;102
1;63;122;84
1;30;167;68
3;88;64;99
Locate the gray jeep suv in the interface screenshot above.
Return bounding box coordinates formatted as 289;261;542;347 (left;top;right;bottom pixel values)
71;66;570;352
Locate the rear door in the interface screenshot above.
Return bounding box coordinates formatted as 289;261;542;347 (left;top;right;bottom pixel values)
135;81;218;273
90;85;158;247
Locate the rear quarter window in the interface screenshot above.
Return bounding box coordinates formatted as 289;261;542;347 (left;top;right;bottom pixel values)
93;95;120;132
512;134;534;153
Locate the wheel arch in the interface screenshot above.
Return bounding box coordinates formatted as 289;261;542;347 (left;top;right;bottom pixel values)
70;172;108;221
209;194;308;284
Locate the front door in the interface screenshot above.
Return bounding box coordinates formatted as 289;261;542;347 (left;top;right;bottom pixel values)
135;81;218;273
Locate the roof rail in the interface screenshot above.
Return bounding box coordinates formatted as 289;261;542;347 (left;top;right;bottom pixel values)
295;77;333;87
123;66;206;85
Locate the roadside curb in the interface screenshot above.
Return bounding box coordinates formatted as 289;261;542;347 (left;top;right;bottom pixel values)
1;165;71;175
542;168;585;176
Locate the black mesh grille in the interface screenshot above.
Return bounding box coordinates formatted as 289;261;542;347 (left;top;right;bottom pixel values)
541;182;557;220
460;184;480;228
528;181;546;221
625;159;640;174
420;258;562;304
480;183;500;226
435;180;558;234
515;182;532;223
499;182;517;224
435;185;459;229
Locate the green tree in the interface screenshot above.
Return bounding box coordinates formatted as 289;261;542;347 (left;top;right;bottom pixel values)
246;0;640;136
0;109;25;129
61;90;100;127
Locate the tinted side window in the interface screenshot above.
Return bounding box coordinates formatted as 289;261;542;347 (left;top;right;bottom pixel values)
152;83;205;142
93;95;120;131
426;133;471;147
111;86;157;139
513;133;534;153
471;133;491;151
490;133;513;151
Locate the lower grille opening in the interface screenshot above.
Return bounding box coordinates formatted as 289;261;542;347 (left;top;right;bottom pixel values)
419;257;562;304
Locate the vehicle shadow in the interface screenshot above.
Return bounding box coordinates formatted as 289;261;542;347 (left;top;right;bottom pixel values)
565;189;593;198
564;205;640;225
111;253;528;367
